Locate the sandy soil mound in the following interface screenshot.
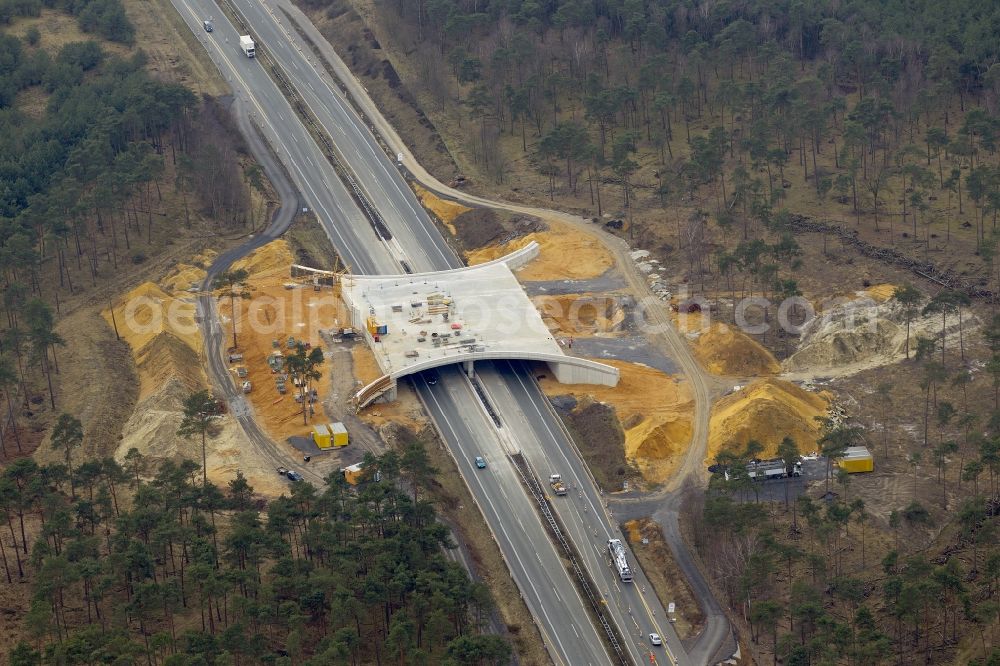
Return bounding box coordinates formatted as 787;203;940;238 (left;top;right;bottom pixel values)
104;282;203;360
119;376;205;460
539;359;693;484
466;220;613;281
160;250;217;293
865;283;896;302
692;323;780;376
232;239;295;277
133;332;204;401
708;378;829;461
533;293;627;337
784;316;902;373
782;292;971;378
413;183;470;234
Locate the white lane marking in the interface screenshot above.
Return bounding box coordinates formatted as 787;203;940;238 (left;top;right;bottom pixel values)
420;380;577;666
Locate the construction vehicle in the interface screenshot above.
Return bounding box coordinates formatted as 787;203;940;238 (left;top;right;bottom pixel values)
724;458;802;482
239;35;255;58
241;381;252;394
549;474;568;496
608;538;633;583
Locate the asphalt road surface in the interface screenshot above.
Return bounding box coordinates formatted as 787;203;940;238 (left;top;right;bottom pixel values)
172;0;396;275
415;367;612;664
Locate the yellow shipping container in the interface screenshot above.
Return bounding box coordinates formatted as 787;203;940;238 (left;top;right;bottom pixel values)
313;424;331;449
330;422;349;447
836;446;873;473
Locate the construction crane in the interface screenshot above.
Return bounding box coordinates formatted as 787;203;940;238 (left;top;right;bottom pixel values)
290;253;350;292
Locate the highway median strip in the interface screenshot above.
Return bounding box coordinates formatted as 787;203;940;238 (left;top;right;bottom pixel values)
509;452;633;666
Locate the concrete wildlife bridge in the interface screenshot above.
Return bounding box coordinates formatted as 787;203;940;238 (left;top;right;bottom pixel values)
341;243;620;409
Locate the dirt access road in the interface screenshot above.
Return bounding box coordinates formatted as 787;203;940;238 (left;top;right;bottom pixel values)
194;99;326;486
270;1;735;660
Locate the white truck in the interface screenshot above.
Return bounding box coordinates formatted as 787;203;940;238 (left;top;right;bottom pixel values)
239;35;255;58
724;458;802;482
608;538;633;583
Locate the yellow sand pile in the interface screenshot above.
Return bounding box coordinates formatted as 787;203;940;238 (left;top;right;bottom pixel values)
624;519;643;543
708;378;829;462
865;284;896;302
160;250;218;293
102;283;258;492
533;294;627;337
103;282;204;400
539;360;693;484
232;239;295;278
466;220;614;281
413;183;470;234
692;323;780;376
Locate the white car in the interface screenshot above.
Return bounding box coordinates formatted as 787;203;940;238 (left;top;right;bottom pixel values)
649;633;662;646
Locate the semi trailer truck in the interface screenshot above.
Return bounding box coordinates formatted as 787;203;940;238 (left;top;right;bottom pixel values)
239;35;255;58
608;538;633;582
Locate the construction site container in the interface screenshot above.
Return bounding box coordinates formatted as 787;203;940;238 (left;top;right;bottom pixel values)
312;424;331;449
329;422;348;447
836;446;874;473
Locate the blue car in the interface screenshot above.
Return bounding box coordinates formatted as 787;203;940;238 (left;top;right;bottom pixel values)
474;456;486;469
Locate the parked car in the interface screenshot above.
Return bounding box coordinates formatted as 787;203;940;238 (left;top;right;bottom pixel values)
276;467;288;476
474;456;486;469
286;470;303;481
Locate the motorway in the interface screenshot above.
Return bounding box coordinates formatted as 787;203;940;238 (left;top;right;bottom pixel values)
480;361;686;662
415;367;610;664
174;0;698;662
175;2;395;275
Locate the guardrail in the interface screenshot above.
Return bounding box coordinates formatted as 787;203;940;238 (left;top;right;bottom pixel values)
509;452;632;665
